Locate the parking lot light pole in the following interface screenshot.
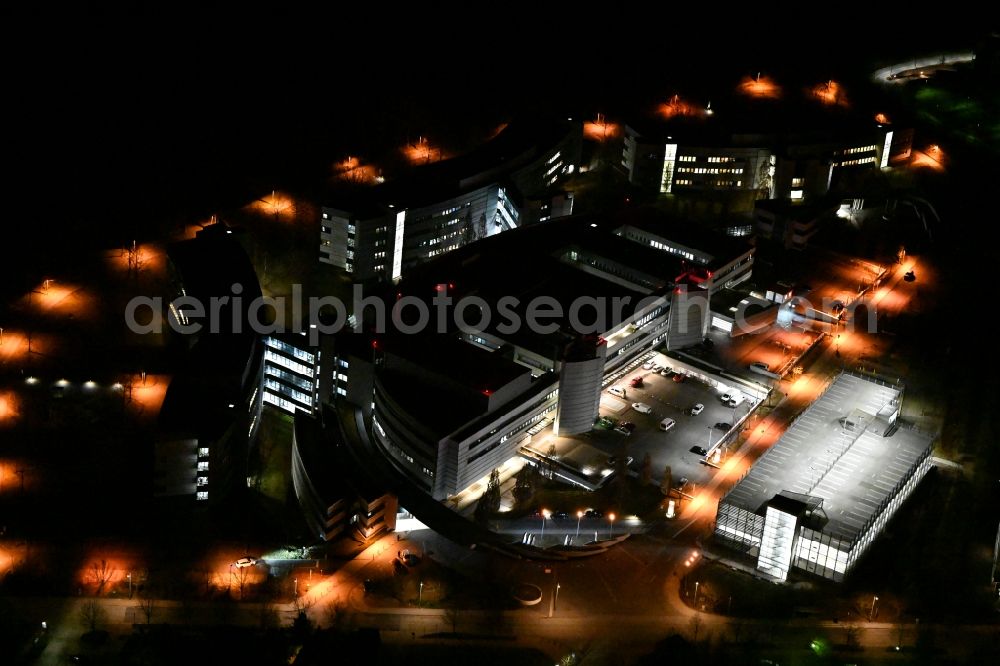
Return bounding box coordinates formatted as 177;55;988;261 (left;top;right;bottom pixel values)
576;511;583;539
540;509;550;540
608;513;615;539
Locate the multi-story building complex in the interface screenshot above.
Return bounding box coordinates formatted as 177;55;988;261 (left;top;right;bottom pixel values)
153;226;264;507
713;372;934;581
319;120;582;282
315;210;753;501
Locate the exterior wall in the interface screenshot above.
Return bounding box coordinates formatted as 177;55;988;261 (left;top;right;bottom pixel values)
795;528;852;582
845;447;933;573
554;348;606;436
153;438;199;498
433;381;559;500
666;286;709;351
291;434;348;541
372;379;439;492
291;423;398;543
757;506;800;582
263;335;319;414
708;250;755;293
672;147;772;195
714;501;764;552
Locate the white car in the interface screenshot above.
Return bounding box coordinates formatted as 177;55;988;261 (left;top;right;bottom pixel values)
234;557;257;568
659;417;676;431
642;360;656;370
609;386;626;397
632;402;652;414
750;361;770;372
690;403;704;416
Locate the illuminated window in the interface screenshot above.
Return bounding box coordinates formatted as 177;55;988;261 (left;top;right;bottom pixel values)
791;177;803;187
198;447;209;457
196;491;208;501
197;476;208;486
198;462;209;471
790;190;804;200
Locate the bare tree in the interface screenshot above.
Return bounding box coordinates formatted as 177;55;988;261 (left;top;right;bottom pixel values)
474;468;502;524
844;623;861;649
639;453;652;485
323;600;353;631
442;607;459;634
660;465;673;496
232;565;253;601
688;614;703;642
79;600;107;633
89;559;114;593
138;596;155;624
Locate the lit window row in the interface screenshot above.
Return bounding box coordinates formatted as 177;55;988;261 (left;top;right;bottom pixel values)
264;351;315;378
648;239;695;261
706;156;736;163
840;156;877;166
676;167;743;174
678;155;696;162
844;144;877;155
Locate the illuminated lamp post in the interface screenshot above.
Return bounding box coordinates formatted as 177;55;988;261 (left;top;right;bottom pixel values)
540;509;550;541
575;511;583;539
608;513;616;539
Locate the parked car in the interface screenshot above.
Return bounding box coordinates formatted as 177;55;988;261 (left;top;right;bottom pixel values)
642;360;656;370
674;477;690;490
609;386;626;397
632;402;652;414
630;376;644;388
714;422;731;430
672;373;686;383
904;270;916;282
595;415;617;429
659;417;676;432
690;446;708;456
234;557;257;568
659;368;672;377
720;392;734;403
750;361;770;372
651;364;664;373
690;403;704;416
615;421;636;435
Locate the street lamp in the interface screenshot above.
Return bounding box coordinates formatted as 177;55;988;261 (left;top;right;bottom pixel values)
870;595;879;620
575;511;583;539
694;581;700;606
294;578;298;597
127;571;132;599
540;509;550;540
608;513;616;539
419;580;424;603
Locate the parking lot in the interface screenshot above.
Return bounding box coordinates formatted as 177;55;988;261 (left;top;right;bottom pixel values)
593;353;756;494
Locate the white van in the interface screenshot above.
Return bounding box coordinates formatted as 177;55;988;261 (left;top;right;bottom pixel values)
609;386;626;398
659;418;676;432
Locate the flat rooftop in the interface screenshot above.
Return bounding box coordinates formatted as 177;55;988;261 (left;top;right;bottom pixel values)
722;372;934;542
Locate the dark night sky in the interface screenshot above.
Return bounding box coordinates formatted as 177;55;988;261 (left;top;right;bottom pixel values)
0;18;980;287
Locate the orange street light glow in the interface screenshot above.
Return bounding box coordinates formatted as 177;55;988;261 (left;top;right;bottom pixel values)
738;74;781;99
810;79;848;107
656;95;699;120
251;191;296;221
910;146;946;172
875;112;890;125
403;137;444;165
0;392;18;423
583;114;621;142
333;156;381;185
